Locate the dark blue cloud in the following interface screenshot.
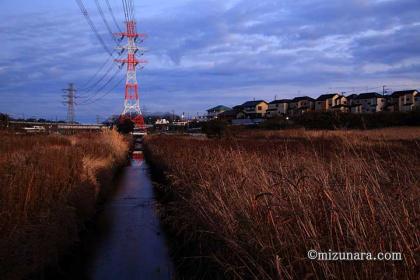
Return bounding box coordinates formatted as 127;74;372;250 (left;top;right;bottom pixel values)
0;0;419;122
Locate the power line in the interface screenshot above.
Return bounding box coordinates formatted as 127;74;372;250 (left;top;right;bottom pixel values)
74;0;127;94
78;57;113;90
77;67;123;104
77;75;125;106
94;0;118;43
122;0;130;22
74;0;113;55
105;0;122;32
79;58;117;93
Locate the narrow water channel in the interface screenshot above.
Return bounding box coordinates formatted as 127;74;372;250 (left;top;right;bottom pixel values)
46;150;174;280
86;151;174;279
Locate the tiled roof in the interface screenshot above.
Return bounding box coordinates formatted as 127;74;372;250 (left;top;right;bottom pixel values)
292;96;315;102
316;93;339;101
219;109;240;117
357;92;383;99
391;90;418;97
347;94;358;100
269;99;291;104
207;105;231;112
241;100;267;107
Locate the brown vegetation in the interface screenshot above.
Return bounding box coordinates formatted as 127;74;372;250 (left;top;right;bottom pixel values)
145;128;420;279
0;130;129;280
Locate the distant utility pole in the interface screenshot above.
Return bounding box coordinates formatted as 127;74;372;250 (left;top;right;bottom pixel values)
63;83;76;123
382;85;388;97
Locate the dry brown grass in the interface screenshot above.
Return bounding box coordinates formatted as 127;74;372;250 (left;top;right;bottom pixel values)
0;130;129;280
235;127;420;141
145;128;420;279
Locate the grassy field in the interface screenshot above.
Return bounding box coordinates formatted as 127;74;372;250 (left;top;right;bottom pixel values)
145;127;420;279
0;130;129;280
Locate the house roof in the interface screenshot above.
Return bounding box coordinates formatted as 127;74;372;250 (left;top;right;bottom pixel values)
207;105;231;112
241;100;268;107
218;109;240;117
357;92;383;99
316;93;339;101
347;94;359;100
391;90;418;97
269;99;291;104
292;96;315;102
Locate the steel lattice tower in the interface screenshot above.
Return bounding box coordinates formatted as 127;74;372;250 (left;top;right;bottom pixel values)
115;21;147;128
63;83;76;123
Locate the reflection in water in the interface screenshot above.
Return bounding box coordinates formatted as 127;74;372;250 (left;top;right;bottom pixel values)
86;150;174;280
132;151;144;166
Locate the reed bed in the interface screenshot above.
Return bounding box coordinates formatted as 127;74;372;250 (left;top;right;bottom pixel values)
0;130;129;280
145;128;420;279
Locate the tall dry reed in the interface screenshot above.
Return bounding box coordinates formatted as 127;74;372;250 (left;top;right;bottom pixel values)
145;128;419;279
0;130;128;279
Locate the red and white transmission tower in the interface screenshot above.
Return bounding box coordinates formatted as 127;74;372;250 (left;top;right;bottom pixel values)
114;20;147;128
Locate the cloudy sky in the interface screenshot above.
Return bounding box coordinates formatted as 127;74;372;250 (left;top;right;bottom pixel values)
0;0;419;122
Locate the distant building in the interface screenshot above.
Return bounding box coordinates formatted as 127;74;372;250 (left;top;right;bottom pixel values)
389;90;419;112
315;94;348;112
350;104;363;114
350;92;386;113
206;105;231;120
238;100;268;118
315;93;340;112
289;96;315;115
347;94;361;113
266;99;291;118
218;109;242;122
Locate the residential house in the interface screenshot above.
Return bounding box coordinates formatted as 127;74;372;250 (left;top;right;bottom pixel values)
330;95;348;112
390;90;419;112
315;93;340;112
346;94;359;104
266;99;291;118
238;100;268;118
289;96;315;115
206;105;231;120
347;94;362;113
351;92;386;113
350;104;363;113
384;95;398;112
218;109;242;122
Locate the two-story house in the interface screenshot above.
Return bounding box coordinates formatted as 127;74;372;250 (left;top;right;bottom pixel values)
266;99;291;118
390;90;419;112
289;96;315;115
237;100;268;118
218;109;242;122
206;105;231;120
347;94;362;113
315;93;340;112
330;95;348;112
350;92;386;113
